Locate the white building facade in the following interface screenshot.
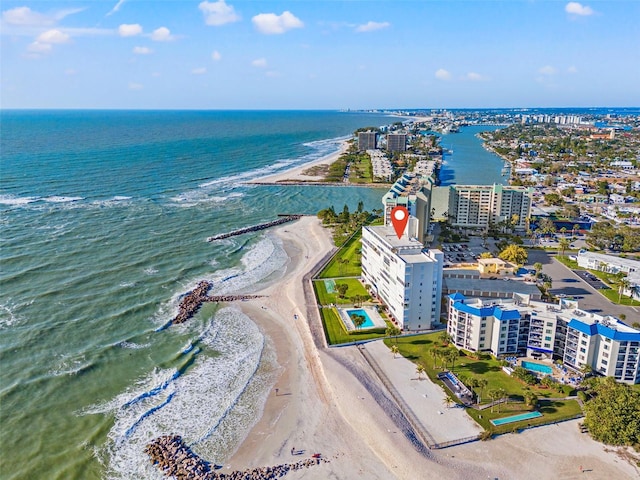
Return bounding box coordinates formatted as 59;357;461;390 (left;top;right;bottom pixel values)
446;294;640;384
361;225;443;331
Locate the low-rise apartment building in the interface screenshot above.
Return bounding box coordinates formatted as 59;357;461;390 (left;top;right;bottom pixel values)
447;294;640;384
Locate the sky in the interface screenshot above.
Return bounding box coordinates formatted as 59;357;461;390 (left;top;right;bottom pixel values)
1;0;639;109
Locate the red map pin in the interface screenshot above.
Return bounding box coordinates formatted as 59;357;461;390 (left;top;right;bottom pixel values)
390;206;409;239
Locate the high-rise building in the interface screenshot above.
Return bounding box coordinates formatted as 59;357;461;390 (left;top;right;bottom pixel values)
358;131;378;151
381;173;432;243
386;133;407;152
361;225;443;331
435;184;532;231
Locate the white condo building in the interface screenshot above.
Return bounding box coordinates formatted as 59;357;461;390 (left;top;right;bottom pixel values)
361;225;443;331
447;294;640;384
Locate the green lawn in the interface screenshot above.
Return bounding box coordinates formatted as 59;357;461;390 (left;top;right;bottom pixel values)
318;231;363;278
466;398;583;435
320;307;388;345
313;278;370;306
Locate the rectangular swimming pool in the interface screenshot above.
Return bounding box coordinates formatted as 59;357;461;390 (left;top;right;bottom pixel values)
346;309;375;328
521;361;553;375
490;411;543;426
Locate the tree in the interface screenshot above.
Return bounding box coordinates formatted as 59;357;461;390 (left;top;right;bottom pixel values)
618;278;630;303
351;313;366;330
558;237;571;256
477;378;488;403
390;345;399;358
335;283;349;298
583;377;640;446
533;262;543;278
572;224;580;238
416;364;426;380
443;396;453;409
498;244;528;266
386;325;401;343
479;252;493;259
523;391;539;409
446;348;459;372
439;330;451;346
580;363;593;379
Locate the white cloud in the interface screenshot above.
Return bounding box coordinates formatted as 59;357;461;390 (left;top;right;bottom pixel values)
65;68;77;75
252;11;303;34
265;71;281;78
252;58;267;68
27;41;52;53
211;50;221;61
151;72;161;77
3;6;51;25
2;6;83;26
199;0;240;26
133;46;152;55
119;23;142;37
150;27;173;41
567;65;578;74
36;29;70;44
128;82;143;90
106;0;127;17
435;68;452;81
565;2;594;16
192;67;207;75
538;65;557;75
464;72;486;81
355;21;390;33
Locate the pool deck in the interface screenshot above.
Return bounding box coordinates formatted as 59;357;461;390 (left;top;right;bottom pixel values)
364;340;483;445
338;306;386;332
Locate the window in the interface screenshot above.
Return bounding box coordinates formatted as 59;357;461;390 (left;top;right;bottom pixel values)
603;352;609;358
546;322;553;327
580;340;587;346
603;344;609;350
601;359;608;365
580;348;586;353
480;336;485;341
545;336;552;341
545;329;552;334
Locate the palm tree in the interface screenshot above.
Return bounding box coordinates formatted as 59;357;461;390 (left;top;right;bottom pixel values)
558;237;571;256
390;345;399;358
386;325;401;343
488;389;501;413
443;396;453;409
618;278;631;303
523;391;538;409
477;378;488;403
416;364;426;380
580;363;593;379
439;330;451;346
447;348;459;373
573;224;580;238
534;262;543;279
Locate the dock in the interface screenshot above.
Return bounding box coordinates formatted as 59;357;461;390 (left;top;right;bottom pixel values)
207;215;303;242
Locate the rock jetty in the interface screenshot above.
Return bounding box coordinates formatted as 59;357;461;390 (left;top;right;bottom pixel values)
146;435;329;479
207;215;302;242
173;281;265;325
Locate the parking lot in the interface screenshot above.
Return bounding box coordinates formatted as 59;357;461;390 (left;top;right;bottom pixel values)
573;270;610;291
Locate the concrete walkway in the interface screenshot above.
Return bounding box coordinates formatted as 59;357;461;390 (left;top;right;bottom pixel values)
363;340;483;445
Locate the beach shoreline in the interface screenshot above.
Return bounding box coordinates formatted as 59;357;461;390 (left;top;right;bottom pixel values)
220;217;638;479
248;140;350;184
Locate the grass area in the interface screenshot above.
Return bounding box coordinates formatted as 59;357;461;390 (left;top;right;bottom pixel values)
318;230;363;278
313;278;370;305
466;398;583;435
554;254;579;270
382;332;584;432
320;307;388;345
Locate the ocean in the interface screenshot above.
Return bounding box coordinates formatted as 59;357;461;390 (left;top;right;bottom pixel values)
0;110;398;479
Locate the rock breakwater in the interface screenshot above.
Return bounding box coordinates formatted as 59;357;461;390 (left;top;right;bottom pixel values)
173;281;265;324
146;435;329;479
207;215;302;242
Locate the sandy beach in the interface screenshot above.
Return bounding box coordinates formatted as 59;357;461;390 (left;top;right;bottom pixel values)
225;216;638;480
247;141;350;184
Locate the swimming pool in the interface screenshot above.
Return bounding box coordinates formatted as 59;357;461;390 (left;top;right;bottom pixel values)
521;361;553;375
346;309;375;328
490;411;543;426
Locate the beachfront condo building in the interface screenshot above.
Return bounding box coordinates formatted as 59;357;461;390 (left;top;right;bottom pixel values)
386;133;407;152
358;131;378;151
446;294;640;384
381;173;432;243
429;184;532;231
361;225;443;332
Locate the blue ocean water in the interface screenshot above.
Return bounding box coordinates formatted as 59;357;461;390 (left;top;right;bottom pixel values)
0;110;396;479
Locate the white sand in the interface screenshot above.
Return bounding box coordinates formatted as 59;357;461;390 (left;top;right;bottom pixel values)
225;217;638;480
248;141;349;183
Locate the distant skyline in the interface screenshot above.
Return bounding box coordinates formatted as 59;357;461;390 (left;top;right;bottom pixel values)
1;1;639;109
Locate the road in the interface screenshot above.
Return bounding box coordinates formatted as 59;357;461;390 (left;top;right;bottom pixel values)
526;249;640;323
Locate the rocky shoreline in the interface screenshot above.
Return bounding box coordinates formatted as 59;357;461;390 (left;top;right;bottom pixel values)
146;435;328;480
172;281;265;324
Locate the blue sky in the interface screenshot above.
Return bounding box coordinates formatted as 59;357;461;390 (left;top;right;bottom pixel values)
1;1;638;109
